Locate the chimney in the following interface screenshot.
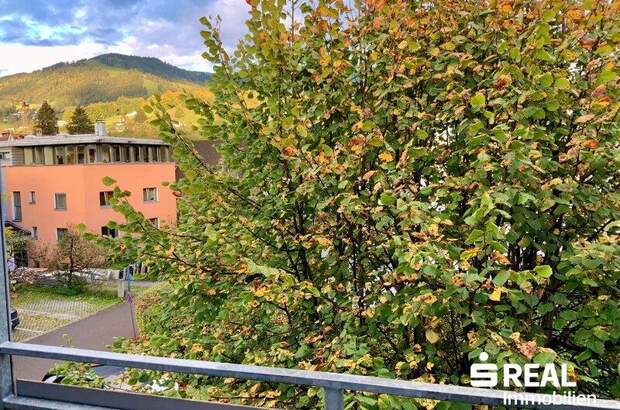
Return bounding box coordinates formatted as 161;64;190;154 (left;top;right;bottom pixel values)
95;121;106;137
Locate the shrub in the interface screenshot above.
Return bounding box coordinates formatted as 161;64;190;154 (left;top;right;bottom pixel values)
105;0;620;406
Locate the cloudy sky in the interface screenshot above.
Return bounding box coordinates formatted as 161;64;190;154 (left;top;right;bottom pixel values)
0;0;250;76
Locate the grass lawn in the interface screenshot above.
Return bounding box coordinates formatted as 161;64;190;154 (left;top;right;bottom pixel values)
9;282;151;342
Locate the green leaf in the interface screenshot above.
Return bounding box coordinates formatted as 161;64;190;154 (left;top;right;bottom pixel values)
538;73;553;88
465;229;484;244
471;93;486;108
493;271;510;286
102;176;116;186
534;265;553;278
533;351;556;364
554;78;570;90
415;129;429;140
361;120;375;132
380;192;395;206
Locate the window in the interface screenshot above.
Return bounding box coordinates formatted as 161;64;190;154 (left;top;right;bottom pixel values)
152;146;160;162
54;193;67;210
54;146;65;165
112;145;121;162
143;187;157;202
133;146;141;162
149;218;159;228
12;192;21;221
101;226;118;238
123;146;131;162
66;146;76;164
77;145;86;164
31;227;38;240
159;146;169;162
34;147;44;164
101;145;111;163
88;147;97;163
99;191;113;207
23;148;33;165
56;228;68;241
28;191;35;204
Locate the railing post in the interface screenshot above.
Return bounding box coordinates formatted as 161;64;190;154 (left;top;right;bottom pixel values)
324;387;343;410
0;165;14;409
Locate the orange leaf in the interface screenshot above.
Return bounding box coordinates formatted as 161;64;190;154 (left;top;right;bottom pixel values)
518;340;537;360
379;151;393;162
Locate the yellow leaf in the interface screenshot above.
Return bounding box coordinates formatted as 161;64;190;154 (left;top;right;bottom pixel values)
379;151;393;162
489;286;507;301
425;329;440;344
398;40;408;50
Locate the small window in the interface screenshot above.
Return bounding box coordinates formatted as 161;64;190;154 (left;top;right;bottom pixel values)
99;191;113;207
101;226;118;238
143;187;157;202
54;146;66;165
149;218;159;228
77;146;85;164
56;228;68;241
31;227;38;240
12;192;22;221
101;145;111;163
113;145;121;162
133;146;141;162
151;146;160;162
54;193;67;210
24;148;33;165
66;146;76;164
88;147;97;163
159;146;169;162
34;147;44;164
28;191;36;204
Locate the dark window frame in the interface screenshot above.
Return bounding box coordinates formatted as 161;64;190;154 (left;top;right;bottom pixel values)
12;192;22;221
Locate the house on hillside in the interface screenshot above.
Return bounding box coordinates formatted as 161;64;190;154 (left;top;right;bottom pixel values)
0;124;177;249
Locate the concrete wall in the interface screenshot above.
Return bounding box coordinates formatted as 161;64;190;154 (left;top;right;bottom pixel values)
3;162;177;245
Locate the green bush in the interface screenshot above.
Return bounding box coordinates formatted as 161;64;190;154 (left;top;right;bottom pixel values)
104;0;620;407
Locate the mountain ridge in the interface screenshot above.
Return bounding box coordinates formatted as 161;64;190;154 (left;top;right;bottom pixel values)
0;53;212;111
41;53;212;84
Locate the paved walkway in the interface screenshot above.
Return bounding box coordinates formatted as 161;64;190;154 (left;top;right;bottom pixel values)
12;302;137;381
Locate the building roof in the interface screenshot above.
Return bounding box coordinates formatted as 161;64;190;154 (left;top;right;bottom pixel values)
0;134;168;148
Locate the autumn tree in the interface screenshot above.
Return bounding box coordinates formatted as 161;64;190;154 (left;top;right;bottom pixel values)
34;101;58;135
67;105;94;134
104;0;620;406
47;227;106;291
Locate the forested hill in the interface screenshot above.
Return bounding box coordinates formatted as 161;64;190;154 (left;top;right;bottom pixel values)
0;53;211;110
49;54;211;84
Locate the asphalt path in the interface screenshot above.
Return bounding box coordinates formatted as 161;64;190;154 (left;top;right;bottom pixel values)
12;301;137;381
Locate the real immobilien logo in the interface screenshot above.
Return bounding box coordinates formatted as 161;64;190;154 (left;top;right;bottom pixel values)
470;351;597;406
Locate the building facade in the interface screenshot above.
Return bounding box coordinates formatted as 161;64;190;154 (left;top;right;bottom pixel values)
0;132;177;246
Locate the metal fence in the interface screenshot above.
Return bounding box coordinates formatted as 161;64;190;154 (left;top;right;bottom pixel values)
2;341;620;410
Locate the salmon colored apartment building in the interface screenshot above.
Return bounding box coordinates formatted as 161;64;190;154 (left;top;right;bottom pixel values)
0;127;176;247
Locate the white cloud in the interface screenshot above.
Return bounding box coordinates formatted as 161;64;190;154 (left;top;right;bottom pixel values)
0;0;251;76
0;40;108;76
